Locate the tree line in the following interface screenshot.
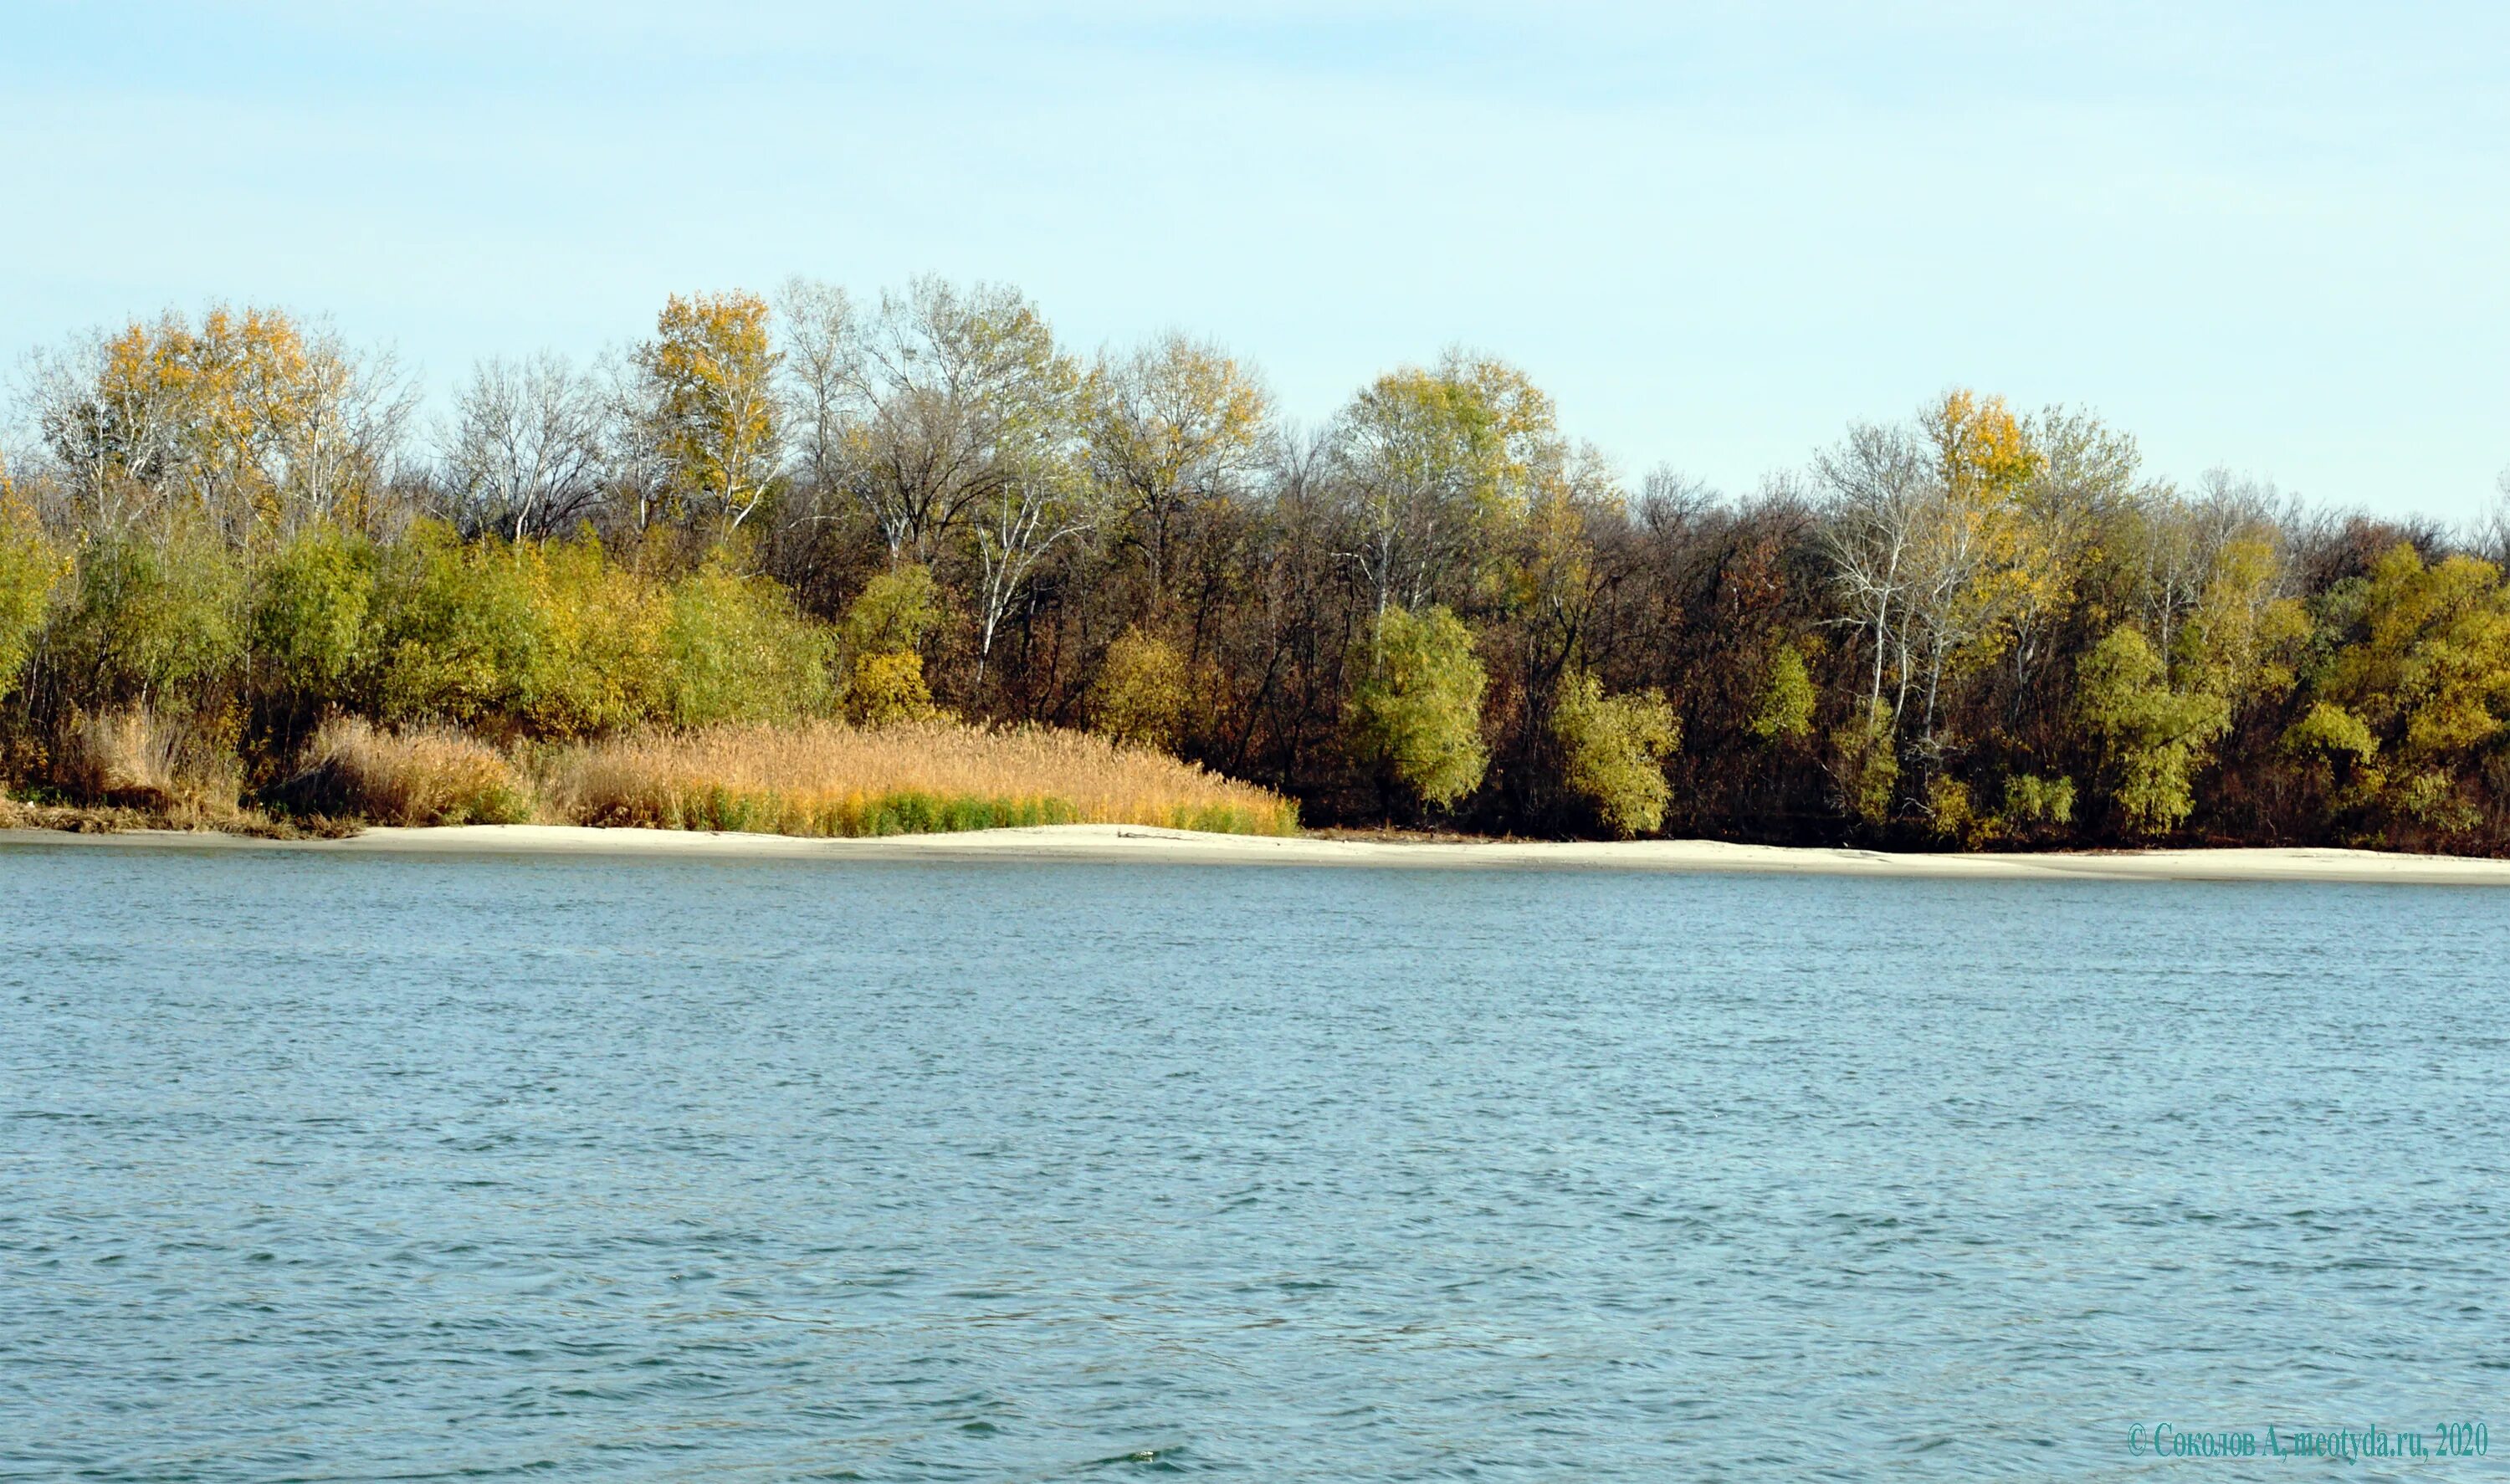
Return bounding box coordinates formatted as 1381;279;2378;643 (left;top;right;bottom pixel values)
3;279;2508;847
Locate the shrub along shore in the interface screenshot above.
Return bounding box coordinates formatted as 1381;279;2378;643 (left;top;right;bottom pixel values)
7;286;2510;849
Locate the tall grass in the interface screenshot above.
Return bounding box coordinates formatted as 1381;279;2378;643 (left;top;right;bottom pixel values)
534;720;1299;837
50;707;242;818
274;717;532;826
26;712;1298;839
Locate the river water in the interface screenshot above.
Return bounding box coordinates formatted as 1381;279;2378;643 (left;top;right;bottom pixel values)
3;842;2505;1479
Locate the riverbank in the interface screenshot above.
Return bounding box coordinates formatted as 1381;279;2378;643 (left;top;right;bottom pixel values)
8;821;2510;883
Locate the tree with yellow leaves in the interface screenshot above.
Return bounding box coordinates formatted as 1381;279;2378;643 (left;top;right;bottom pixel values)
25;305;409;541
2287;545;2510;836
635;291;782;535
1085;334;1270;606
1330;351;1565;616
1821;390;2051;814
1901;389;2045;749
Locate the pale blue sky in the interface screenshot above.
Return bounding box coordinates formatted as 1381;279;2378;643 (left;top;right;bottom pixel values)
7;1;2505;519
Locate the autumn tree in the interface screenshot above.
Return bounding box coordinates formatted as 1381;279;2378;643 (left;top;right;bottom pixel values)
1553;669;1681;836
1085;334;1271;606
836;564;944;724
1330;351;1563;615
1900;389;2045;752
635;291;781;535
24;305;410;541
1089;627;1191;751
822;277;1077;564
2289;545;2510;836
2004;408;2147;709
2077;625;2231;837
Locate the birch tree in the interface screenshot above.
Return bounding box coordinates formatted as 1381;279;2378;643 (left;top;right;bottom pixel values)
635;290;781;534
1818;420;1930;724
837;277;1073;563
970;443;1099;684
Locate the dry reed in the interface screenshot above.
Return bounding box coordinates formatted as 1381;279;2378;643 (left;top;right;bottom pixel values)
278;717;531;826
533;719;1299;837
50;707;242;818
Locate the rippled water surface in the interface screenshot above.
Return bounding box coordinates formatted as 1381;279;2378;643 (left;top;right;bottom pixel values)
4;842;2507;1480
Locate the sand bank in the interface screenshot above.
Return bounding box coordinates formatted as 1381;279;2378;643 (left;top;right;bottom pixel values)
7;822;2510;883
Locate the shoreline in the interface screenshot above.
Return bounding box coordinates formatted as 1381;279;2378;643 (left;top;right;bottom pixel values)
7;821;2510;884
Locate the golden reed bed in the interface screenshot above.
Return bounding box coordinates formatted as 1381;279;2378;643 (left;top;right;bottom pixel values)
20;711;1300;838
532;721;1298;837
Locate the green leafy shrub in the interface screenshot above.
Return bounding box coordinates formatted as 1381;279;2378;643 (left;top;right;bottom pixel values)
1829;701;1898;826
371;528;554;729
1553;669;1681;836
371;529;679;737
1089;627;1190;751
663;561;832;727
2282;701;2378;762
1349;604;1488;810
2077;625;2231;837
0;500;66;703
54;533;245;708
1749;642;1816;740
1925;775;1973;842
252;523;376;704
838;564;940;657
1998;773;2076;828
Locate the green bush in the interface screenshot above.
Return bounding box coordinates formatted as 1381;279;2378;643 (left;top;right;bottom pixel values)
839;564;941;658
2077;626;2231;837
1553;669;1682;836
1089;627;1190;751
1829;701;1898;826
55;532;245;707
2282;701;2378;762
0;503;65;703
371;527;554;729
252;523;376;705
1749;642;1816;740
371;529;681;736
1999;773;2076;827
1349;604;1488;810
662;562;833;726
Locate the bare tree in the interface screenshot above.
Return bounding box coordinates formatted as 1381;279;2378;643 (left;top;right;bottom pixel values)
2477;464;2510;568
2139;468;2288;663
279;327;417;535
20;330;187;535
776;277;860;501
439;354;612;540
1818;422;1931;722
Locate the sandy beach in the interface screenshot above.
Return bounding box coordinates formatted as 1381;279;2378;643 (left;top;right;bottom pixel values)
7;821;2510;884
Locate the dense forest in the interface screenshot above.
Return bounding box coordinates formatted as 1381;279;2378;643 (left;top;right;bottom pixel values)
3;279;2507;848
